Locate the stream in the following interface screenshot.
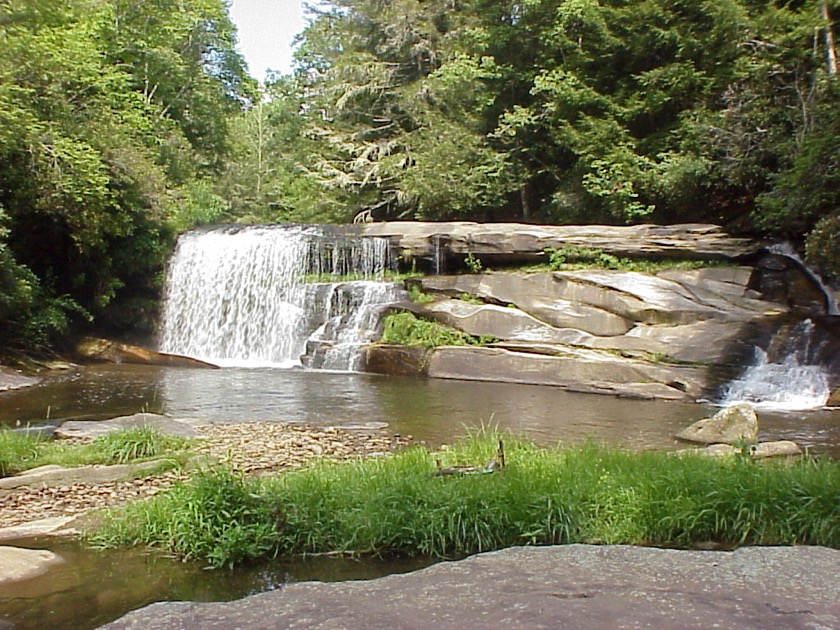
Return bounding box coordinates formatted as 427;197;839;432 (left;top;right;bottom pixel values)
1;365;839;629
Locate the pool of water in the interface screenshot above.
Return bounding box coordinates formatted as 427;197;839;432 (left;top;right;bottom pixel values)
4;364;838;451
1;364;838;629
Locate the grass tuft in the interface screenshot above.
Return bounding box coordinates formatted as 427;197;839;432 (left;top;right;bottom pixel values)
0;425;193;476
91;426;190;464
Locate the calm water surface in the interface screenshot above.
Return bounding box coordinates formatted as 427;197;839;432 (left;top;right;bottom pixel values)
1;365;838;629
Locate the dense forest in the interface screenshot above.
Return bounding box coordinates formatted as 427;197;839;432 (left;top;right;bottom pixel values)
1;0;838;352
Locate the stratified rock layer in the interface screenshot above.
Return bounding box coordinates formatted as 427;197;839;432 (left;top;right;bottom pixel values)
367;265;792;400
362;222;763;264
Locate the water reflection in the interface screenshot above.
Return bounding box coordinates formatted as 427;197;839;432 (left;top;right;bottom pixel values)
1;365;839;454
0;537;433;630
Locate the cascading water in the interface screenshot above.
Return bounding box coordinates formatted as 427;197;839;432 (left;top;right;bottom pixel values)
160;225;404;370
769;243;839;315
720;319;832;411
303;281;404;371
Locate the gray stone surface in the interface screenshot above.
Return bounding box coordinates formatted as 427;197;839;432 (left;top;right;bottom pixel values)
0;516;80;541
100;544;840;630
0;367;38;392
0;546;63;584
54;413;206;440
0;460;168;491
362;221;763;262
675;403;759;445
427;346;705;400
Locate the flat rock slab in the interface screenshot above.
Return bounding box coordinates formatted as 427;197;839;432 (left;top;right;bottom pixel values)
55;413;205;440
0;546;63;584
100;545;840;629
0;367;38;392
0;460;168;491
0;516;80;541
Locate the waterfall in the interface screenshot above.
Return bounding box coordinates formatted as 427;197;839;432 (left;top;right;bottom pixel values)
160;225;402;370
720;320;832;411
769;243;839;315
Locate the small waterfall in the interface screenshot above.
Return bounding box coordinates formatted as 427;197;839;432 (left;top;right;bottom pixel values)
721;319;832;411
160;225;401;369
769;243;839;315
304;281;404;371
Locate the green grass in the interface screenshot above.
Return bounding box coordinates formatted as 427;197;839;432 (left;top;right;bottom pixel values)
520;246;732;274
0;425;193;476
90;432;840;568
380;312;496;349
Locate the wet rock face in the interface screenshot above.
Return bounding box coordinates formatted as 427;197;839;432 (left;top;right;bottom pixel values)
0;367;38;393
753;253;832;315
363;344;428;376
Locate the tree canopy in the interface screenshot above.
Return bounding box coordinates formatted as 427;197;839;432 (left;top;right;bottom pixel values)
0;0;253;349
222;0;838;263
0;0;838;351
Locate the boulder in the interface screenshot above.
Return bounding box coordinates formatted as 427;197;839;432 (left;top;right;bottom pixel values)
675;404;759;445
0;516;80;541
0;546;63;584
0;460;171;491
75;337;219;369
54;413;205;440
363;344;429;377
427;346;706;400
829;387;840;407
99;545;840;630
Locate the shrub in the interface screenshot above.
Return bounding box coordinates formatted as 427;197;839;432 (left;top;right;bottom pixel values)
380;312;494;348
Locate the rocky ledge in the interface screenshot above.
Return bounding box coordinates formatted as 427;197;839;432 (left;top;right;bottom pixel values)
100;544;840;630
364;265;839;400
361;221;764;266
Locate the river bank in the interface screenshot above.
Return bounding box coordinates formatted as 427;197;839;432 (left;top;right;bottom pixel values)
0;422;410;534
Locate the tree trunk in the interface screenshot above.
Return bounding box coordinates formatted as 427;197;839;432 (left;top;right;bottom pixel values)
821;0;838;77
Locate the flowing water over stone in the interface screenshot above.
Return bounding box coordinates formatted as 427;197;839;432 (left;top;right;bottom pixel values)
721;319;834;411
160;225;401;370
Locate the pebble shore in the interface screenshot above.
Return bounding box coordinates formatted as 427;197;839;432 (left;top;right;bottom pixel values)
0;422;411;530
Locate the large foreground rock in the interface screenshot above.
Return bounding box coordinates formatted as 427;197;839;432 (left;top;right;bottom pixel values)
100;545;840;630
